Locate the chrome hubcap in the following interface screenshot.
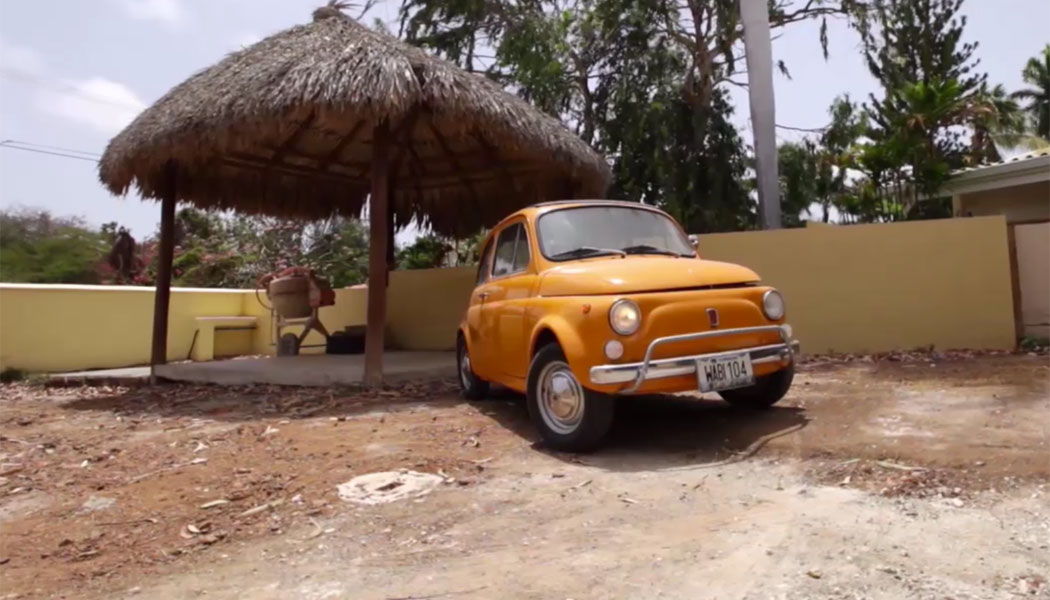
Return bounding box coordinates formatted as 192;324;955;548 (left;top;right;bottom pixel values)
538;361;585;434
459;346;472;389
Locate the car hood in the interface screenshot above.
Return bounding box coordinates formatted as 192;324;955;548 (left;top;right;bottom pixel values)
538;257;760;296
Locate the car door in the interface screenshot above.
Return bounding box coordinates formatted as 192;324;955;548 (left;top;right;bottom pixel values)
465;236;495;377
479;220;537;381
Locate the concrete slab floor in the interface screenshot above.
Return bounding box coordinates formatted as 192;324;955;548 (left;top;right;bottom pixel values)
155;352;456;387
51;352;456;387
50;366;152;386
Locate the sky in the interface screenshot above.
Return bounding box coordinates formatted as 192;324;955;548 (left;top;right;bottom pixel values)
0;0;1048;240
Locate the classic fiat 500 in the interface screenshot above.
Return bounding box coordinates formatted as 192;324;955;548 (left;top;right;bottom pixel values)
457;200;798;451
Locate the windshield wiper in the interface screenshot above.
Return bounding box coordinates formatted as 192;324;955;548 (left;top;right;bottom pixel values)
550;246;627;260
621;244;689;257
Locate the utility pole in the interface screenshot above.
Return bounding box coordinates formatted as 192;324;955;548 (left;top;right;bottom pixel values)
740;0;782;229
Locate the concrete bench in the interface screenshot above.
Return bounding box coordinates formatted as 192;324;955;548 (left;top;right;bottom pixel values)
191;316;258;362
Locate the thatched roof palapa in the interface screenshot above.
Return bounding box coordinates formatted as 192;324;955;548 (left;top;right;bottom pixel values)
98;2;611;236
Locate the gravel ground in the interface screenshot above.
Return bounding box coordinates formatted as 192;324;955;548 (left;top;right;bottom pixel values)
1;354;1047;599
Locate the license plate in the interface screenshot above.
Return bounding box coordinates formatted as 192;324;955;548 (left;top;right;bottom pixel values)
697;353;754;392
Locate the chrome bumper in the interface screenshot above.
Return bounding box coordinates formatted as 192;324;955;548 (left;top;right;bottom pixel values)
589;325;799;393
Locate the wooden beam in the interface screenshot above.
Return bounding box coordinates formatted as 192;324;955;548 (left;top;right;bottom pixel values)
232;151;368;177
412;166;544;188
318;119;366;172
364;121;391;387
428;123;483;216
389;109;421;183
222;155;368;187
407;144;428;177
224;151;541;193
407;170;544;191
262;145;513;175
471;132;515;186
270;111;316;167
150;161;178;384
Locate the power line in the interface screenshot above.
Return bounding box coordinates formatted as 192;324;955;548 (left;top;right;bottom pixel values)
0;142;100;163
775;123;827;133
0;139;101;157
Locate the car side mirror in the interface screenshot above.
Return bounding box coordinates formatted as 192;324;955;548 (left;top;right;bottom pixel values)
688;235;699;252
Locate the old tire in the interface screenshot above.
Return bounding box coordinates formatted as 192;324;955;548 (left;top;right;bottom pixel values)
719;364;794;410
526;344;615;452
457;337;489;400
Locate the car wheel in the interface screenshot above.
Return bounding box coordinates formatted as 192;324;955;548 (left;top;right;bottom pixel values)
457;337;490;400
526;344;615;452
719;364;794;410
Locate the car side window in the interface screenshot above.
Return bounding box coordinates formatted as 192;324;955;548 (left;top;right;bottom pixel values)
492;224;519;277
512;225;531;272
476;238;493;285
491;223;530;278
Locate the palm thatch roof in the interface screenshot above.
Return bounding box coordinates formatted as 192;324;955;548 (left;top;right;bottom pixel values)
97;3;610;236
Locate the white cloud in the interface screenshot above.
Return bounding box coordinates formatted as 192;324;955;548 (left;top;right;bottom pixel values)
120;0;186;27
41;78;147;135
0;36;45;75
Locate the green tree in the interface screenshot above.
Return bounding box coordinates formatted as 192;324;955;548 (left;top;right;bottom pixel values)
777;141;817;228
857;0;984;217
0;208;110;284
396;234;451;269
399;0;860;233
967;83;1027;163
135;209;372;289
776;96;869;226
396;229;490;269
1013;45;1050;140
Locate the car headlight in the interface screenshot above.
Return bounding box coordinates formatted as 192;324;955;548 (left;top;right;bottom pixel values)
762;289;785;321
609;299;641;335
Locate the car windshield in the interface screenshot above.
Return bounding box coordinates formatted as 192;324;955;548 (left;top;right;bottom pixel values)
537;205;695;261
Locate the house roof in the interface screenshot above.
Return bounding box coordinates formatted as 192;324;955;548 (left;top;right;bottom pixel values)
944;149;1050;195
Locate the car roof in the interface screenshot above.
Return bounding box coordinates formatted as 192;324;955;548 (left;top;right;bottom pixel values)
530;199;653;210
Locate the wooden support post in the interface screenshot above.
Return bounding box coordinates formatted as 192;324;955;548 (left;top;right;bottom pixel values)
386;196;395;288
383;110;418;286
150;161;178;384
364;122;390;386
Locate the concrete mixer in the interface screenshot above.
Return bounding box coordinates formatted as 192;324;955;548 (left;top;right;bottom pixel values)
256;267;335;356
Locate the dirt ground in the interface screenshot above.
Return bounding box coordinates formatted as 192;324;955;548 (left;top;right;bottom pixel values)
1;354;1047;599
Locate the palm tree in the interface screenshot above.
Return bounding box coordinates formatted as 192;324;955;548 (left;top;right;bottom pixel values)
1012;45;1050;140
968;83;1026;163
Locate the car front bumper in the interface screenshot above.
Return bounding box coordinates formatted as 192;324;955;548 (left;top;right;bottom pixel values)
588;325;799;393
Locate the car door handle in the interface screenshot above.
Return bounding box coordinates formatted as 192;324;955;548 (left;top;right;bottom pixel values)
478;292;489;300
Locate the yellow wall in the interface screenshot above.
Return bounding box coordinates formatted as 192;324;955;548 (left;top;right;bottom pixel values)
377;217;1017;354
0;216;1018;373
699;216;1016;353
0;285;248;373
387;266;476;350
956;181;1050;223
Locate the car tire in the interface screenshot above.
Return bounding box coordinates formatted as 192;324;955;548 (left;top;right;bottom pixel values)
526;344;615;452
719;363;794;410
457;337;490;400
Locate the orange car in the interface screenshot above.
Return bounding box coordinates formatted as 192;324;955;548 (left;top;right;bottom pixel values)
457;200;798;451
